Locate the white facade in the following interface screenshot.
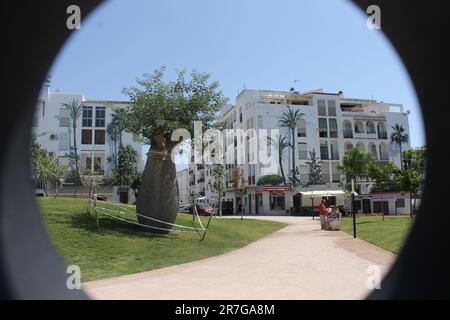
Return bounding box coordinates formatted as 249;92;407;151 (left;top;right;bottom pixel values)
186;88;411;215
176;168;190;205
33;81;143;178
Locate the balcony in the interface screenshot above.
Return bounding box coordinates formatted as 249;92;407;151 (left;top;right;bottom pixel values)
329;130;338;138
343;130;353;138
320;153;329;160
378;131;388;139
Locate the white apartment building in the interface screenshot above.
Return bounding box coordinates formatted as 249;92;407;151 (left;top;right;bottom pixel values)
33;78;143;183
176;168;190;205
186;88;410;216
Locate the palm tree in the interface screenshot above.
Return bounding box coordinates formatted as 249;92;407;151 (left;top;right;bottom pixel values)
268;134;291;185
62;100;82;181
107;107;128;169
278;106;305;180
390;124;409;170
110;107;127;147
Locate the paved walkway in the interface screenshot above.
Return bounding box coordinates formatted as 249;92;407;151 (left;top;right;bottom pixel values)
83;216;396;300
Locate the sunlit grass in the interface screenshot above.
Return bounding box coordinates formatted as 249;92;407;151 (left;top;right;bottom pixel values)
37;197;286;281
341;215;414;253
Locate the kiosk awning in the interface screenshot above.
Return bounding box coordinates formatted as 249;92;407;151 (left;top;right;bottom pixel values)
300;190;346;197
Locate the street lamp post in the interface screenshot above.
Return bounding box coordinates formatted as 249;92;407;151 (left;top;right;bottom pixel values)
351;179;356;239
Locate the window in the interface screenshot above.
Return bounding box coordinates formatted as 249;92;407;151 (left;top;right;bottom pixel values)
82;106;93;127
343;121;353;138
81;129;92;144
354;121;364;134
269;195;285;211
328;100;336;116
233;110;236;122
239;107;242;123
396;198;405;208
95;106;106;127
320;142;329;160
330;142;339;160
297;119;306;137
298;142;308;160
85;156;92;171
318;99;327;116
94;156;102;173
366;121;376;134
95;129;105;145
319;118;328;138
59;107;70;127
58;132;69;151
329;118;338;138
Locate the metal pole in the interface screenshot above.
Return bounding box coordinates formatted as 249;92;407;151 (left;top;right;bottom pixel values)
351;179;356;239
352;192;356;238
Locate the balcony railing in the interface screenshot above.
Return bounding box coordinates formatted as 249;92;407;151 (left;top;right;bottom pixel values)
343;130;353;138
329;130;338;138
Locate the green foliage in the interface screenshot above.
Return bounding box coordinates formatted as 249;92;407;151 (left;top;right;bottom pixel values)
115;145;138;186
230;166;242;189
209;164;225;194
31;137;67;190
122;67;227;150
257;174;284;186
305;149;322;185
403;148;426;174
368;161;400;192
131;171;143;195
390;124;409;169
338;148;375;191
287;166;301;188
397;167;422;197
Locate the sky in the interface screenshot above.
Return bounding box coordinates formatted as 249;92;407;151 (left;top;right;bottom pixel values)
49;0;425;167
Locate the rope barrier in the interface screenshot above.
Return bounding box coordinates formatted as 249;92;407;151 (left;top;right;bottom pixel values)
96;208;186;233
97;200;207;231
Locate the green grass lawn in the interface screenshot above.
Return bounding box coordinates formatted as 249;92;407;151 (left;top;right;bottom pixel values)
341;215;414;254
37;197;286;282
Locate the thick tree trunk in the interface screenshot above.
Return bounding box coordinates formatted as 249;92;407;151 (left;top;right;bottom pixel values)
136;145;179;234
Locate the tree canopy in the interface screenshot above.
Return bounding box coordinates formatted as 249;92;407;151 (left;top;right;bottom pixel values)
122;67;227;150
